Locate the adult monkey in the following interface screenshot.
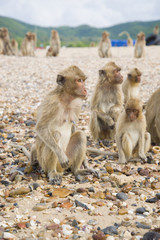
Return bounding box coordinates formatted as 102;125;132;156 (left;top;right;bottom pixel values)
90;61;124;141
30;65;96;184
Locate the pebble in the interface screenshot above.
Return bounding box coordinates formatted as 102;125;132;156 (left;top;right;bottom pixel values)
142;231;160;240
101;225;118;235
116;192;128;201
135;222;151;229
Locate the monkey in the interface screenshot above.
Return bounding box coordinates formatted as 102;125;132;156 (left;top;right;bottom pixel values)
0;27;14;55
11;39;19;56
116;98;151;164
98;31;112;58
134;32;146;58
122;68;142;103
145;88;160;144
153;25;159;35
118;31;133;46
46;30;61;57
0;38;3;54
89;61;124;142
21;32;37;56
30;65;96;185
90;42;95;47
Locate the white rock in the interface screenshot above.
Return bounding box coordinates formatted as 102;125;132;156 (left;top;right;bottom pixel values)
3;232;16;239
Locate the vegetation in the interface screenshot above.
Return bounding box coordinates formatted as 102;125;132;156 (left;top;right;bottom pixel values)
0;16;160;47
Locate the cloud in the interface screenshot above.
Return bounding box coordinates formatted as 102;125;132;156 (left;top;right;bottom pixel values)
0;0;159;27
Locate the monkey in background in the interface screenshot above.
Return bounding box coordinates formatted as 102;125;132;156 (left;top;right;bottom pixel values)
116;98;151;164
0;27;14;55
146;88;160;144
134;32;146;58
153;25;159;35
122;68;142;103
119;31;133;46
21;32;37;56
11;39;19;56
46;30;61;57
98;31;112;58
90;61;124;142
31;65;96;185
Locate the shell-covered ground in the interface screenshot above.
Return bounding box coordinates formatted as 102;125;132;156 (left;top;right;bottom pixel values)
0;46;160;240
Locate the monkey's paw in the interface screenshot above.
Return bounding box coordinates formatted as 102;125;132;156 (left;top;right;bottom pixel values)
117;158;127;164
59;155;69;168
50;175;62;185
139;153;147;162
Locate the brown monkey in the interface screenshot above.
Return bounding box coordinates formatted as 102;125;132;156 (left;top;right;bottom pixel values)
46;30;61;57
119;31;133;46
0;38;3;54
146;88;160;144
153;25;159;35
98;31;112;58
134;32;146;58
11;39;19;55
89;61;124;141
0;27;14;55
122;68;142;103
21;32;37;56
116;98;151;164
31;65;95;185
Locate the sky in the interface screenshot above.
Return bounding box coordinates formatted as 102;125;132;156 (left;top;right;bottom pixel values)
0;0;159;28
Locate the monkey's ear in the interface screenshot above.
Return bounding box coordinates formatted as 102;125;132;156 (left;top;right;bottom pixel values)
99;70;106;77
56;75;66;85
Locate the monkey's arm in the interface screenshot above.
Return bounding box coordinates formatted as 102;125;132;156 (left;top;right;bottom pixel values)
36;124;69;168
95;109;115;127
138;130;147;161
116;134;127;164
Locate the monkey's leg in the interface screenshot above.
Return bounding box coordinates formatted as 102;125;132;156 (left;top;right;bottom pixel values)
30;144;39;167
66;131;94;175
117;133;132;164
144;132;151;153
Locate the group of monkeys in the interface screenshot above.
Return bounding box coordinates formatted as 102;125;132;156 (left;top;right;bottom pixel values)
12;62;160;185
1;26;160;185
1;26;159;58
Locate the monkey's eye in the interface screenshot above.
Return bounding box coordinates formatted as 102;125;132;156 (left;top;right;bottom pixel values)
77;79;83;83
133;109;138;113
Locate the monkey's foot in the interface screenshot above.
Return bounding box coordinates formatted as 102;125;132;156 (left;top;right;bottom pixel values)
49;174;62;185
75;168;100;178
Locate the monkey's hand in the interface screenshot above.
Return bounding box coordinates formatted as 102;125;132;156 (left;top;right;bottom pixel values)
138;152;147;162
106;117;115;129
58;152;69;168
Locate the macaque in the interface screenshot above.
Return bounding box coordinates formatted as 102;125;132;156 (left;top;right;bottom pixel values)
21;32;37;56
116;98;151;164
90;42;95;47
46;30;61;57
0;27;14;55
134;32;146;58
31;65;95;184
119;31;133;46
122;68;142;103
11;39;18;55
98;31;112;58
90;61;124;141
153;25;159;35
0;38;3;54
146;88;160;144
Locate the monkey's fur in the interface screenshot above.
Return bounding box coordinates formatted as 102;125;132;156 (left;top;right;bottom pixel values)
134;32;146;58
98;31;112;58
146;88;160;144
122;68;142;103
0;27;14;55
21;32;36;56
31;65;95;184
90;61;124;141
46;30;61;57
116;98;151;164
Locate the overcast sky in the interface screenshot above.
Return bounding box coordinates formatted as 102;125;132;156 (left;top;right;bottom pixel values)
0;0;159;28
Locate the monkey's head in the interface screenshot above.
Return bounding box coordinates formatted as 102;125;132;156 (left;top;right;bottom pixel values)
56;65;87;99
125;98;143;121
0;28;9;39
99;61;123;85
102;31;109;40
26;32;35;41
137;32;145;41
128;68;142;84
51;30;58;38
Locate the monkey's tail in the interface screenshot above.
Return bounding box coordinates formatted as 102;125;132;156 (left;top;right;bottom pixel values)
10;143;30;159
119;31;130;38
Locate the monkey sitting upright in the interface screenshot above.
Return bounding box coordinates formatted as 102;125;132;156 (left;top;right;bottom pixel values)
122;68;142;103
98;31;112;58
31;65;95;185
116;98;151;164
89;61;124;142
134;32;146;58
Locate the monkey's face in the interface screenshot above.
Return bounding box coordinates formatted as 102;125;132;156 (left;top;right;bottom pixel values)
126;108;139;121
113;69;123;84
72;78;87;99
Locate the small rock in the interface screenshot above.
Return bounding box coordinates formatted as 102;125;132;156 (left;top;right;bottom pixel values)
136;207;147;214
102;226;118;235
9;187;31;196
142;231;160;240
75;200;89;210
118;208;128;215
32;203;47;211
116;192;128;201
135;222;151;229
